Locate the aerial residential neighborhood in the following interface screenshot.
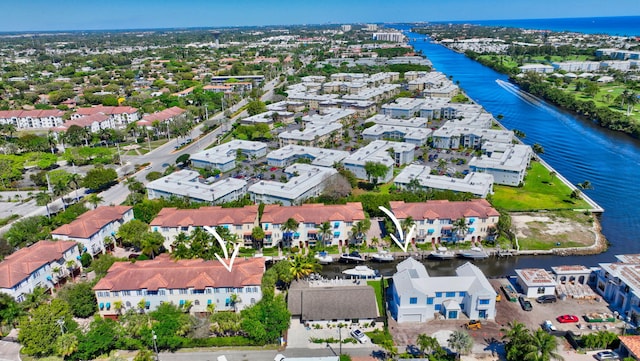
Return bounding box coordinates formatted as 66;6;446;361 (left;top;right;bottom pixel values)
0;10;638;361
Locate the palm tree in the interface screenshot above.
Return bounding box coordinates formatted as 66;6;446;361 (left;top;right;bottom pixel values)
281;217;300;247
407;177;421;191
56;333;78;360
36;191;52;218
289;254;317;280
140;232;164;259
447;330;473;360
364;161;389;189
502;320;531;361
229;293;241;312
578;180;593;191
452;218;468;243
68;173;82;202
86;193;103;209
400;216;415;237
317;221;332;247
351;217;371;245
53;179;69;210
523;329;564;361
206;302;216;315
417;333;440;356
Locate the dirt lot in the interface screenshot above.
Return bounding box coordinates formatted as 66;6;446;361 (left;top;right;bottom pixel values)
511;212;598;248
389;278;621;358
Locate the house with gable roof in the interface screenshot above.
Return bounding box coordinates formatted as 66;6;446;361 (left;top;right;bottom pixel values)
389;257;496;323
388;200;499;244
51;206;134;256
149;205;259;249
93;254;264;317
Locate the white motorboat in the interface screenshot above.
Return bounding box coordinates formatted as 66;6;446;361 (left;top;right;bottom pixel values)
459;247;489;260
339;251;365;263
342;265;381;280
429;246;456;260
314;251;334;265
370;250;395;262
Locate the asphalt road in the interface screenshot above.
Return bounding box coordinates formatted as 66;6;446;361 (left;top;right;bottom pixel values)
155;346;379;361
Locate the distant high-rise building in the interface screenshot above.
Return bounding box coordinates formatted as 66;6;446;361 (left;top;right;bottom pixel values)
364;24;378;31
373;32;405;42
210;30;221;47
341;24;352;32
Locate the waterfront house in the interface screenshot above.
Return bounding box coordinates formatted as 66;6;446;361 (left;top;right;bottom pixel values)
595;254;640;325
51;206;134;257
389;258;496;323
0;241;80;302
93;254;264;318
515;268;557;298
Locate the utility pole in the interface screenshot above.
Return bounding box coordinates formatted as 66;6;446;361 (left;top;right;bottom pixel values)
152;330;159;361
204;104;209;121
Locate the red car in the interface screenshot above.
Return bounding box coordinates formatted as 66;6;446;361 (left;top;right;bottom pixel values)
556;314;579;323
269;167;278;171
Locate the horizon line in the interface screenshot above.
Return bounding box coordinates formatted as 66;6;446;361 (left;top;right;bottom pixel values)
0;14;638;35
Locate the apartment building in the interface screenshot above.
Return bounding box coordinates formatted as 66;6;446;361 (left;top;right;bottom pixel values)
146;170;247;205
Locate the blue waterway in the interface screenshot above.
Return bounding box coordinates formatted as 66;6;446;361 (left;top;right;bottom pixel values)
435;16;640;36
389;26;640;274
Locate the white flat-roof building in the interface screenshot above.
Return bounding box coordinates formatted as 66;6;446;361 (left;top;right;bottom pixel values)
342;140;415;183
366;114;429;128
191;140;268;172
146;170;247;205
362;124;432;145
518;64;555;73
267;145;350;168
240;110;295;128
432;124;513;150
381;98;425;118
248;164;338;206
469;142;533;186
394;165;494;198
552;61;601;72
515;268;557;298
278;122;342;148
302;108;355;124
341;83;401;102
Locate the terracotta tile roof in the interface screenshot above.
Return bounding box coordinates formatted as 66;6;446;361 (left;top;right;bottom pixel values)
139;106;186;125
261;203;365;224
63;113;110;128
74;105;138;116
619;336;640;358
51;206;132;239
93;254;264;291
0;240;77;288
0;109;64;119
389;199;499;220
150;206;259;227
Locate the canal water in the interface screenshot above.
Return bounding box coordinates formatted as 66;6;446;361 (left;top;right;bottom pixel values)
325;27;640;278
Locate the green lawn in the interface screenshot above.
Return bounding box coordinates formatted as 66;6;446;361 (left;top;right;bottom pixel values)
490;161;590;211
367;279;386;317
518;238;584;251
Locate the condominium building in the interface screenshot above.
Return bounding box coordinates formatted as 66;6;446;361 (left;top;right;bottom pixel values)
342;140;415;183
190;140;268;172
260;202;366;248
0;241;80;302
468;142;533;186
248;164;338;206
278;122;342;148
388;200;499;244
51;206;134;257
93;254;265;317
394;164;494;198
266;145;349;168
146;170;247;205
0;109;64;129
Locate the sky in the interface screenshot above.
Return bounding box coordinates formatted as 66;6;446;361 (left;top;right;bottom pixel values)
3;0;640;32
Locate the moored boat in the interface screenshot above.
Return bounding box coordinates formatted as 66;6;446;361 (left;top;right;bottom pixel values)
429;246;456;260
339;251;365;263
342;265;381;280
370;250;395;262
314;251;334;265
458;247;489;260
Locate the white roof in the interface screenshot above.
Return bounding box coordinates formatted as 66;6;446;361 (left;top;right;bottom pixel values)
146;170;247;202
394;164;493;197
278;122;342;142
343;140;414;167
191;140;267;166
469;142;532;173
267;145;350;167
248;164;337;201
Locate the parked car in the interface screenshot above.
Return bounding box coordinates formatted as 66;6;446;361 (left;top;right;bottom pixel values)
465;320;482;330
274;354;286;361
557;314;579;323
543;320;557;332
594;350;620;360
537;295;557;304
518;296;533;311
350;328;368;343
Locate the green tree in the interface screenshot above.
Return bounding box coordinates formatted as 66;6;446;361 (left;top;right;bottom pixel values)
149;303;194;350
417;333;440;356
246;100;267;116
281;217;299;247
0;293;24;327
140;231;164;258
36;191;53;219
289;254;318;280
364;161;389;189
133;349;155;361
452;217;468;243
81;166;118;191
89;253;123;279
4;216;49;249
532;143;545;155
117;219;149;248
176;153;190;165
351;217;371;244
502;321;531;361
76;317;119;360
57;282;98;318
241;295;290;344
18;299;78;357
448;330;473;359
251;226;265;250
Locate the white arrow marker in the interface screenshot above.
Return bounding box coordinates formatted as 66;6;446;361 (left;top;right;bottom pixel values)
378;206;413;252
205;226;241;272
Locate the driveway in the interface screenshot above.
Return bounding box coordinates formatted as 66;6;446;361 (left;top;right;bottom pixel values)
0;339;21;361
